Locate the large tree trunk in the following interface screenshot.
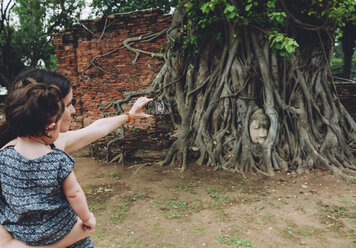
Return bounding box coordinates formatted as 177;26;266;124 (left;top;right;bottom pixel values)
142;6;356;182
341;21;356;79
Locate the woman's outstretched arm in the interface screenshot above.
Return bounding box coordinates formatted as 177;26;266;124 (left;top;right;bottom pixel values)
55;97;152;153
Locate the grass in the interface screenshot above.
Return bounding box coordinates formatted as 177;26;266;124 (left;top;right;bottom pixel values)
159;197;204;220
116;238;145;248
166;199;188;209
217;235;253;247
299;227;324;237
92;227;106;239
109;237;187;248
106;172;120;180
192;224;205;235
80;161;355;248
281;222;325;243
169;182;199;192
206;187;231;200
268;198;289;208
254;205;265;210
132;193;143;201
282;225;296;241
260;213;278;224
317;199;356;233
111;201;131;223
152;222;165;236
88;187;355;247
88;202;106;212
206;187;238;208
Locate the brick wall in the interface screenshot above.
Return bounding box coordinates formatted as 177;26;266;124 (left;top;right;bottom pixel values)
53;9;174;161
53;9;356;162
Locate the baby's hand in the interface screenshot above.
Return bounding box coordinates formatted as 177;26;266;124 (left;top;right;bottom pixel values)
82;212;96;234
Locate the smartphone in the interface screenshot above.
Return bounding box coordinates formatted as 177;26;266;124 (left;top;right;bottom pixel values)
145;99;173;115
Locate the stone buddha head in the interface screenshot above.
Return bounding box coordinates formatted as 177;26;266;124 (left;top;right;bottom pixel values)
249;108;270;144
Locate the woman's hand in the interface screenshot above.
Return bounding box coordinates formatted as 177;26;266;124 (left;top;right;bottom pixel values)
128;97;153;120
82;212;96;233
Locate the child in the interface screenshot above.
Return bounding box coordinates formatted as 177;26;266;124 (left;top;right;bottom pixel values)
0;83;96;247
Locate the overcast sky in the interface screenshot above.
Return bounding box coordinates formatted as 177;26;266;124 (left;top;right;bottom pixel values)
2;0;93;22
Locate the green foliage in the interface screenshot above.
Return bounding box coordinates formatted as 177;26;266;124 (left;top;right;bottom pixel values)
181;0;355;59
47;54;58;71
90;0;178;18
0;26;26;85
299;0;355;27
267;30;299;58
224;4;240;21
12;0;85;68
0;0;85;84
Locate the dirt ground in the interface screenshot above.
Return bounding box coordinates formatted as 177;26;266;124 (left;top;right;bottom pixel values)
72;149;356;248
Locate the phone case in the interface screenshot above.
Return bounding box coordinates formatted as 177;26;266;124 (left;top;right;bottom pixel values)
145;99;173;115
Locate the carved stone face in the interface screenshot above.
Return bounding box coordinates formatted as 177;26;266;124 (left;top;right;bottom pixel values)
249;109;270;144
249;120;268;144
157;102;163;112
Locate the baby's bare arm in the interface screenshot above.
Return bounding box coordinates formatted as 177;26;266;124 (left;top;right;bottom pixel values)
63;171;95;229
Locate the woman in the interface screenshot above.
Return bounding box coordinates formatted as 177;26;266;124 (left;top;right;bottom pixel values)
0;69;152;248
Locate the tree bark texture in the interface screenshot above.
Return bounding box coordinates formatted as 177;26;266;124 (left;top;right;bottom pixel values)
139;6;356;182
341;21;356;80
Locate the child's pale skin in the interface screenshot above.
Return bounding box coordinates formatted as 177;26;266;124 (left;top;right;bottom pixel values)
0;96;153;247
7;119;96;247
0;219;91;248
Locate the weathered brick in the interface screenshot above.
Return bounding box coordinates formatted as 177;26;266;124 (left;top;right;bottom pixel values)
54;9;173;161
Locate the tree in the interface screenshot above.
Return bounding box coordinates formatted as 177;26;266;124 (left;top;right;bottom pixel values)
0;0;22;87
340;21;356;80
331;39;356;82
122;0;356;182
12;0;85;68
90;0;178;17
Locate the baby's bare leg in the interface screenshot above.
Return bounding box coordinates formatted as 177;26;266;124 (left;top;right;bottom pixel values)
1;219;91;248
48;218;92;248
